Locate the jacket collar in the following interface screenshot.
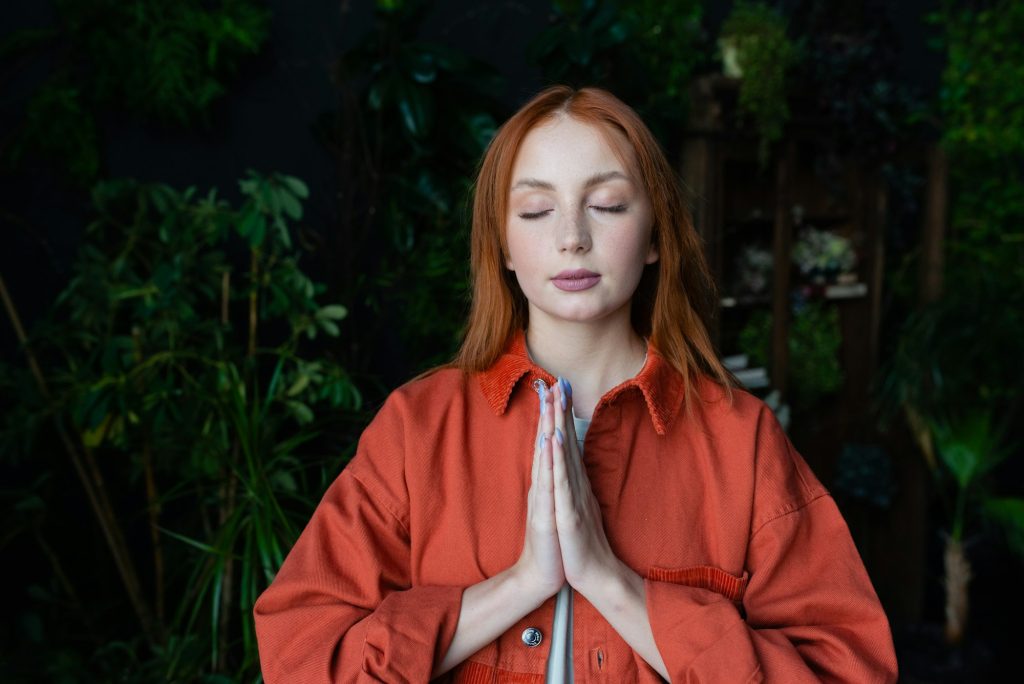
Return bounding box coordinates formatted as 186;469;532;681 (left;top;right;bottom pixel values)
475;330;686;435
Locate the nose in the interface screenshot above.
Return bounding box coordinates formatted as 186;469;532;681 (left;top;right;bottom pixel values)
558;209;592;253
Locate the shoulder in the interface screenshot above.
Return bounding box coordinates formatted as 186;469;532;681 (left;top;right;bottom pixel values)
376;366;474;419
345;367;473;510
693;377;827;529
691;376;776;436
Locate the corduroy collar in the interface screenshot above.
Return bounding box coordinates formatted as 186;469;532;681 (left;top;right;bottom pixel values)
475;330;686;435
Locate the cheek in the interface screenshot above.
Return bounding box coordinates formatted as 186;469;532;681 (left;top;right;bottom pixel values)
504;228;534;271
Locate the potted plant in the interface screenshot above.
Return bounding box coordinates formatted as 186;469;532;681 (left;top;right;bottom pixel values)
719;1;799;163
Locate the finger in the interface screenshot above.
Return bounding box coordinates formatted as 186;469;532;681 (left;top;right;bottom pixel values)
532;380;550;484
551;424;573;521
536;432;555;527
561;377;580;445
556;378;585;496
541;381;554;438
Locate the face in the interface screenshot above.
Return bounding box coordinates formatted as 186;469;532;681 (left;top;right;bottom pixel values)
505;116;658;329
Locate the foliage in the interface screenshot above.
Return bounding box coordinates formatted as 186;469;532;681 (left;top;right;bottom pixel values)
720;2;799;163
739;301;844;409
1;0;271;184
930;411;1016;539
930;0;1024;157
528;0;707;151
787;0;928;160
0;172;359;681
879;0;1024;420
322;0;506;374
875;0;1024;644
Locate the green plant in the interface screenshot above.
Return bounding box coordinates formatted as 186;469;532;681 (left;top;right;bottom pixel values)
927;411;1023;644
720;2;799;163
1;0;271;184
528;0;706;150
323;0;506;373
0;172;359;680
876;0;1024;648
739;302;844;408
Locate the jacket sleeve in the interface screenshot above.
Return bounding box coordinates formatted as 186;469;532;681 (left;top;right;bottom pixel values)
253;393;463;683
643;408;898;683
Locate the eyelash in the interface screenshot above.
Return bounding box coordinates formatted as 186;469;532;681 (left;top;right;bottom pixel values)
517;204;627;220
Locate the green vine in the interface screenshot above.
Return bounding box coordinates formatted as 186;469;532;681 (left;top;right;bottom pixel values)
720;2;799;163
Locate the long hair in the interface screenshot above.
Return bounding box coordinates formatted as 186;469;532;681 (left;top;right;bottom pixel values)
453;85;732;405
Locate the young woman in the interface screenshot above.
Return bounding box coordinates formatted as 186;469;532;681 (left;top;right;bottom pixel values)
254;86;898;683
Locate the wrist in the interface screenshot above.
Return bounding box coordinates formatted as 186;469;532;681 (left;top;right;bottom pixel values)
575;559;644;615
507;560;562;608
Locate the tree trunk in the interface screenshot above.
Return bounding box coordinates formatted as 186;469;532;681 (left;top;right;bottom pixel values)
944;536;971;645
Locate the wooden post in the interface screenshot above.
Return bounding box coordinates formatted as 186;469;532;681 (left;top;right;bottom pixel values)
919;144;948;304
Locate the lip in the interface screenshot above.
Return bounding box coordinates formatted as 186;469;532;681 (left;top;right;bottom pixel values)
552;269;601;292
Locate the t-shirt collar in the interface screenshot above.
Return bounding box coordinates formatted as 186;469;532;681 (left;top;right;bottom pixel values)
475;329;685;435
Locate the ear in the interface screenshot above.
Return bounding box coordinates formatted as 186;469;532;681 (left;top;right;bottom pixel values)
645;240;659;265
506;257;515;271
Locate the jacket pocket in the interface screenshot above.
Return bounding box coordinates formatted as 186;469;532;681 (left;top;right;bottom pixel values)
647;564;749;603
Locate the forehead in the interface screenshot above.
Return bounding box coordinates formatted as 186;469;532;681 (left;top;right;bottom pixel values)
510;115;638;183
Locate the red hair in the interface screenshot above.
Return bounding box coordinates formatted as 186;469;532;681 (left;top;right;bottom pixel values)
453;85;732;405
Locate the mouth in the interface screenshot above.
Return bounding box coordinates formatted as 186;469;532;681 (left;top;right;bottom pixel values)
552;269;601;292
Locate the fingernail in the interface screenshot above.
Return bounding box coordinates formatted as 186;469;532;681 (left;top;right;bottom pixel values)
554;427;564;445
563;377;572;398
560;389;567;411
540;392;547;415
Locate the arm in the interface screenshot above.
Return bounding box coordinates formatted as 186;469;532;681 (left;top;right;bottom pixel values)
641;409;898;683
256;388;568;682
253;396;465;683
433;409;565;677
548;380;896;683
253;466;464;683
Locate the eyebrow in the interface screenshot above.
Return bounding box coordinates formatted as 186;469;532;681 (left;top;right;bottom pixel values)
510;170;631;192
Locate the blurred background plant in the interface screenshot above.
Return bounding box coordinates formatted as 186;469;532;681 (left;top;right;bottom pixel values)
318;0;506;376
739;301;844;411
1;0;270;186
876;0;1024;658
719;1;799;164
528;0;708;158
0;172;359;680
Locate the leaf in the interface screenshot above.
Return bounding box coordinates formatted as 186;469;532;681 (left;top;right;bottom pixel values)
930;411;1011;489
271;470;298;493
318;304;348;320
318;319;340;337
281;175;309;199
286;373;310;397
406;49;437;84
986;497;1024;557
278;187;303;221
395;79;433;138
286;400;314;425
160;527;223;555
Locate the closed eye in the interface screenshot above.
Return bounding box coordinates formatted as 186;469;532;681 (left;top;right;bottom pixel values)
518;209;552;220
594;204;627;213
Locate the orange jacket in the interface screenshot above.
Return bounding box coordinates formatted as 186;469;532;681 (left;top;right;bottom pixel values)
254;332;897;682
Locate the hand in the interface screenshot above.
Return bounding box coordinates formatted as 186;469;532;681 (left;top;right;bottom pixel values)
550;378;624;596
512;382;565;601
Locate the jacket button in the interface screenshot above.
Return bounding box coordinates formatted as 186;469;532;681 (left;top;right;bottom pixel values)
521;627;543;647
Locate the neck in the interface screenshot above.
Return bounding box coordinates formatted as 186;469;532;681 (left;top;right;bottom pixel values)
525;309;647;419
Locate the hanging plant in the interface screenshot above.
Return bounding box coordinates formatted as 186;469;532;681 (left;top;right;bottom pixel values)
719;2;799;163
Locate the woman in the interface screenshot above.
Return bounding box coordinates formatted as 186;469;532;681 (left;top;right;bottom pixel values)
254;86;898;682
